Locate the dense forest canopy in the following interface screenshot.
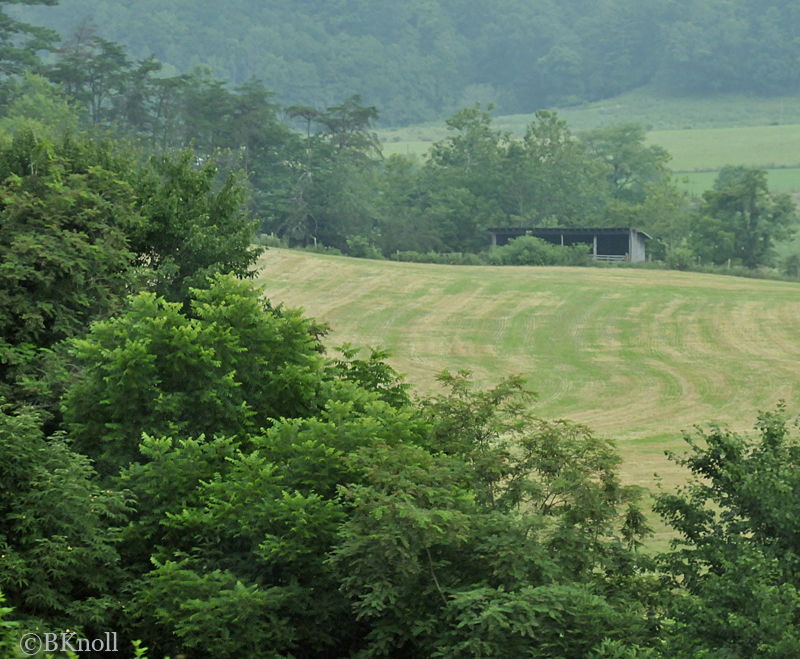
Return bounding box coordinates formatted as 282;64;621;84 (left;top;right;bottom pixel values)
8;0;800;124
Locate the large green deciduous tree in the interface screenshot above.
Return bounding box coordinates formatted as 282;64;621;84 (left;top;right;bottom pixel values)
656;407;800;657
64;275;325;475
0;131;142;404
330;372;660;659
580;123;671;205
278;94;382;250
131;150;263;306
60;274;419;658
699;166;797;268
0;130;263;409
423;105;508;251
501;110;606;227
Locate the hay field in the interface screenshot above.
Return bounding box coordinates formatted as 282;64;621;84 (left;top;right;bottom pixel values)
259;251;799;462
258;250;800;547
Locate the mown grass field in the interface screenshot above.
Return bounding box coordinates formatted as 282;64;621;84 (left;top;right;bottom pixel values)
258;250;800;548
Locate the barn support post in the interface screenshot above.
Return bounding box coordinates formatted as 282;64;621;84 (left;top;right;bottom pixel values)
592;234;597;258
560;234;564;246
491;232;497;247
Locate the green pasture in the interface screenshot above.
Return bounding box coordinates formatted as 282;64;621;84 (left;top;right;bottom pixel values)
382;123;800;174
678;167;800;195
258;250;800;550
647;124;800;171
499;88;800;133
377;87;800;143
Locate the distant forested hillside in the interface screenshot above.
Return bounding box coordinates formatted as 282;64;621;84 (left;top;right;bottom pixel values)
9;0;800;124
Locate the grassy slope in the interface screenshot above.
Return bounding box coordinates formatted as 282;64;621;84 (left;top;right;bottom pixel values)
379;87;800;141
258;250;800;548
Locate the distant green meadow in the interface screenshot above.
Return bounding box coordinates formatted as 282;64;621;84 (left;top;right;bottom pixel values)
647;124;800;172
379;88;800;196
678;167;800;195
381;125;800;192
378;86;800;141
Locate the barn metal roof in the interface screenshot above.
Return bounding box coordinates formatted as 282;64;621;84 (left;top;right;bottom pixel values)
487;227;652;240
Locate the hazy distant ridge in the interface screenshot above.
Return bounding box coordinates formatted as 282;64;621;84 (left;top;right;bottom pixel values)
11;0;800;124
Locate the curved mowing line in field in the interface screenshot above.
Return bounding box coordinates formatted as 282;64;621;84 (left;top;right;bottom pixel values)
257;250;800;446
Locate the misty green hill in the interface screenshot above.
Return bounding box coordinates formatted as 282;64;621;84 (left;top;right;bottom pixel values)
10;0;800;125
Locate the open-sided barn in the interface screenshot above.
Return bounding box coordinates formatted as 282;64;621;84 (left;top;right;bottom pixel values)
488;227;651;263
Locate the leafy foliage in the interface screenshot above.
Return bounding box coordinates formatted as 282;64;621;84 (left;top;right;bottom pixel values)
0;71;79;140
330;344;411;409
0;401;128;634
68;278;424;658
656;406;800;658
64;275;325;474
0;131;141;404
131;150;263;305
580;123;671;205
0;129;264;415
0;590;20;658
698;166;798;268
488;235;591;266
329;371;658;658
